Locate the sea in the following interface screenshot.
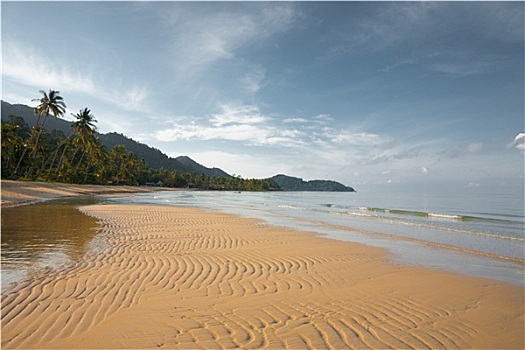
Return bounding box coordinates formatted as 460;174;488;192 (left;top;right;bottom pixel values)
2;185;524;291
111;185;525;286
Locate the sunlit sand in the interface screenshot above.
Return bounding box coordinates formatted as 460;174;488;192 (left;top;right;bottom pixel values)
1;182;523;349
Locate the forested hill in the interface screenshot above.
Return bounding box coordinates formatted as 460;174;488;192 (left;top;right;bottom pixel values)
97;133;231;178
175;156;231;178
1;101;230;178
97;133;186;172
271;174;355;192
2;100;355;191
1;101;71;134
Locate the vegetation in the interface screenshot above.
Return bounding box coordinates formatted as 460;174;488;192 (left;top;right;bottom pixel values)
1;90;279;191
271;174;355;192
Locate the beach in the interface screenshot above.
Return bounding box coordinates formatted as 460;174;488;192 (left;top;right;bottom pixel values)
0;180;166;208
1;182;524;349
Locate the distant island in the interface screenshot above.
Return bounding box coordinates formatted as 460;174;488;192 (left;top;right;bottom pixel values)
1;99;354;192
271;174;354;192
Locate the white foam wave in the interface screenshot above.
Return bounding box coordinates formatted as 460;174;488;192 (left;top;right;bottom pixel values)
427;213;463;220
277;205;306;210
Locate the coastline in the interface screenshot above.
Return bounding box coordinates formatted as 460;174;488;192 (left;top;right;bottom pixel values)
1;182;524;348
0;180;177;208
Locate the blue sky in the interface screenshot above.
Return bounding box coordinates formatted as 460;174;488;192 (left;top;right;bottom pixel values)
2;1;524;191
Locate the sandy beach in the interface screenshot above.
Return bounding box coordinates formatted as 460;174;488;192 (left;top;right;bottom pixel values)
0;180;167;208
1;182;524;349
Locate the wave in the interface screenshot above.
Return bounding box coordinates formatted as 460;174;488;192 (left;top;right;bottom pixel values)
337;211;525;242
303;216;525;265
277;204;307;210
427;213;463;220
340;212;377;219
358;207;519;224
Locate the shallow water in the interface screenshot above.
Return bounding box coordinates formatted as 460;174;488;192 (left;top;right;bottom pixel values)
2;189;523;289
113;189;524;285
1;198;102;291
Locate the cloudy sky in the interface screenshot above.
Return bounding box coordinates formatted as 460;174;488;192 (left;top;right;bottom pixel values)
2;1;524;191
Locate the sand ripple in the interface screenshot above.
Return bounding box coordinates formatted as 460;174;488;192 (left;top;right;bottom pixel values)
2;204;523;349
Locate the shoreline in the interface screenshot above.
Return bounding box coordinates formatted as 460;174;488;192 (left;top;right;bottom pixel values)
0;179;178;208
1;181;524;348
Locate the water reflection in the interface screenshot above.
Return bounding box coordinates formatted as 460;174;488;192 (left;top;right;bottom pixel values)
1;198;102;291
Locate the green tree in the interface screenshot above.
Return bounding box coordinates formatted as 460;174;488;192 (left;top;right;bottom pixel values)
70;108;97;175
53;108;97;182
82;136;105;184
14;90;66;178
1;122;24;177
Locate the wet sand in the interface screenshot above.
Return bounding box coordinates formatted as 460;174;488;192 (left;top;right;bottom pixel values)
1;201;523;349
1;180;167;208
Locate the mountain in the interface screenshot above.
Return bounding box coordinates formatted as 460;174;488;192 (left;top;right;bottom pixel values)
2;100;356;191
175;156;231;178
97;133;232;178
1;100;231;178
271;174;355;192
1;100;71;135
97;132;190;172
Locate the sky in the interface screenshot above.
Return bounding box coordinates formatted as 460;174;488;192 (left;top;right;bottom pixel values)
2;1;524;192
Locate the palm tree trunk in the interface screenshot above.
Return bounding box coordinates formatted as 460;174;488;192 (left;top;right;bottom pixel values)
30;115;48;159
74;149;86;174
83;158;92;184
56;135;74;176
44;141;66;180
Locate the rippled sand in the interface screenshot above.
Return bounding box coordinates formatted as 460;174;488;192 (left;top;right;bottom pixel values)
1;180;164;207
2;204;523;349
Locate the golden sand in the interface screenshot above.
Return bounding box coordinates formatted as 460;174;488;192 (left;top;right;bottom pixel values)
1;200;523;349
0;180;165;208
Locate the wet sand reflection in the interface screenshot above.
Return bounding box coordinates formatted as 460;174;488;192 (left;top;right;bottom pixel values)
1;198;101;290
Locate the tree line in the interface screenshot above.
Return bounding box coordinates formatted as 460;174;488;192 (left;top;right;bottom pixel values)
1;90;279;191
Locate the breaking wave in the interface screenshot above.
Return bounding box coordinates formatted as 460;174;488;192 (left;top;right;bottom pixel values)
357;206;519;223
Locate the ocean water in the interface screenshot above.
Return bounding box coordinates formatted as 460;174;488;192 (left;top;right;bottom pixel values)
113;186;525;286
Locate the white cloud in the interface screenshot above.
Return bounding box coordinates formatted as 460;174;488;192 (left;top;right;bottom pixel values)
156;122;268;143
314;114;334;124
511;133;525;152
467;142;484;153
154;104;306;148
331;131;386;146
241;66;266;95
3;42;96;95
161;3;296;76
3;42;150;113
283;118;308;124
211;105;270;126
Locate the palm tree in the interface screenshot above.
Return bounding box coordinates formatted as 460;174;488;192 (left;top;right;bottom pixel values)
15;90;66;178
31;90;66;159
82;136;105;184
34;89;66;126
1;123;24;177
55;108;97;181
71;108;97;173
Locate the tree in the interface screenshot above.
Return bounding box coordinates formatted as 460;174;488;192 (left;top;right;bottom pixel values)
70;108;97;175
1;122;24;177
52;108;97;181
82;136;105;184
15;90;66;178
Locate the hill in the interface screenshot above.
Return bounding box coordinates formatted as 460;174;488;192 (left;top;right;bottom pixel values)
1;101;230;178
271;174;355;192
97;133;232;178
1;100;71;135
2;100;355;191
175;156;231;178
97;132;190;173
